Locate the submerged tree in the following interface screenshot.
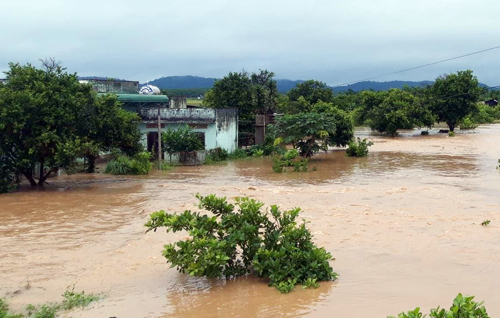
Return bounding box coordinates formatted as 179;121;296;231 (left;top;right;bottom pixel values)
429;70;483;132
275;103;354;157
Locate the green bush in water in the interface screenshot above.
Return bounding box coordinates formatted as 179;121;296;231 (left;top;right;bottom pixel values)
345;137;374;157
205;147;228;164
145;194;337;293
272;149;309;173
460;117;478;130
105;152;152;175
227;148;248;160
388;293;489;318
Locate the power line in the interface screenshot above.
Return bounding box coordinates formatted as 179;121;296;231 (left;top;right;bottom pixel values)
336;45;500;87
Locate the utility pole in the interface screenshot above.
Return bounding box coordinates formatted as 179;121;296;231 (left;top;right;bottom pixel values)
157;107;162;169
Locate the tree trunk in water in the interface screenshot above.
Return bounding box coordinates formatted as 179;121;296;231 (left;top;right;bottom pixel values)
24;172;37;187
448;122;455;132
38;161;45;186
86;155;96;173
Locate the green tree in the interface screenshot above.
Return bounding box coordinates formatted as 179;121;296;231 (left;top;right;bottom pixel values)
366;89;434;136
275;107;354;157
429;70;483;132
0;60;142;189
162;125;204;161
77;94;142;173
204;70;278;145
287;80;334;105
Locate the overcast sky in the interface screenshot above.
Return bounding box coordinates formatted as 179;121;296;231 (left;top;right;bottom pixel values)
1;0;499;86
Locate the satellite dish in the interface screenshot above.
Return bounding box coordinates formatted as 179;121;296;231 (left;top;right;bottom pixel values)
140;85;161;95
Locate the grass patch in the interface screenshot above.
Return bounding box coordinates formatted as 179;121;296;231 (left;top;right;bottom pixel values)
0;288;100;318
186;98;203;106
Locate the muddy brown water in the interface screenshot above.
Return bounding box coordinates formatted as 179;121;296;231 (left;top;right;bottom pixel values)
1;126;500;317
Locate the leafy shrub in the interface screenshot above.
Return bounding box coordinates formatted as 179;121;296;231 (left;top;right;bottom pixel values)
1;288;99;318
388;293;489;318
421;131;429;136
448;131;455;137
162;125;204;159
105;152;152;175
145;194;337;293
460;117;478;130
104;155;132;175
497;159;500;170
157;161;174;170
205;147;228;164
252;149;264;157
0;298;23;318
481;220;491;226
227;149;248;160
272;149;309;173
26;304;58;318
345;138;374;157
61;288;100;310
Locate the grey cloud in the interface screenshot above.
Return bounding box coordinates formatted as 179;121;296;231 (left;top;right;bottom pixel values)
1;0;499;86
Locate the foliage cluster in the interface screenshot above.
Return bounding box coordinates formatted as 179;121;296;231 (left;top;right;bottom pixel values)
145;194;337;293
104;152;152;175
272;149;309;173
481;220;491;226
204;70;278;146
0;60;142;191
162;125;204;161
388;293;489;318
345;138;374;157
275;107;354;157
0;289;99;318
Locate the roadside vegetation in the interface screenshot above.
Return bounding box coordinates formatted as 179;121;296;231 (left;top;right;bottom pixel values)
145;194;337;293
388;293;489;318
0;288;100;318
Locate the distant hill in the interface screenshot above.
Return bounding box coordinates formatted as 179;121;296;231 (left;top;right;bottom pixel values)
333;80;434;92
145;76;217;89
143;75;494;93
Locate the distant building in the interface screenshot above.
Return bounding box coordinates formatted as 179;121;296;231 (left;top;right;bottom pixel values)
484;99;499;107
79;77;139;94
108;93;237;157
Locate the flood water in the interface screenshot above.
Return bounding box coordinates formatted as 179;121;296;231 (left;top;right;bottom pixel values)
1;125;500;317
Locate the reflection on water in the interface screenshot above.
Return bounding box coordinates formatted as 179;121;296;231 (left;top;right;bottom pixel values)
1;125;500;317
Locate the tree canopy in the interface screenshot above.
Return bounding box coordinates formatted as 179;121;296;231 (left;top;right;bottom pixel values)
287;80;334;105
429;70;482;132
363;89;435;136
0;61;142;190
275;102;354;157
204;70;278;145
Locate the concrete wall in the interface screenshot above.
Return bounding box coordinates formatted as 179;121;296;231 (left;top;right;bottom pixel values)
215;109;238;152
169;96;187;109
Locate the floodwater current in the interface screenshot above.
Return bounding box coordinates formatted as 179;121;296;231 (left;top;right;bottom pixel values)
1;125;500;317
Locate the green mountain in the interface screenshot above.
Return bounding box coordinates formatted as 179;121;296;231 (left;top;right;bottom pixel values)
144;76;495;93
